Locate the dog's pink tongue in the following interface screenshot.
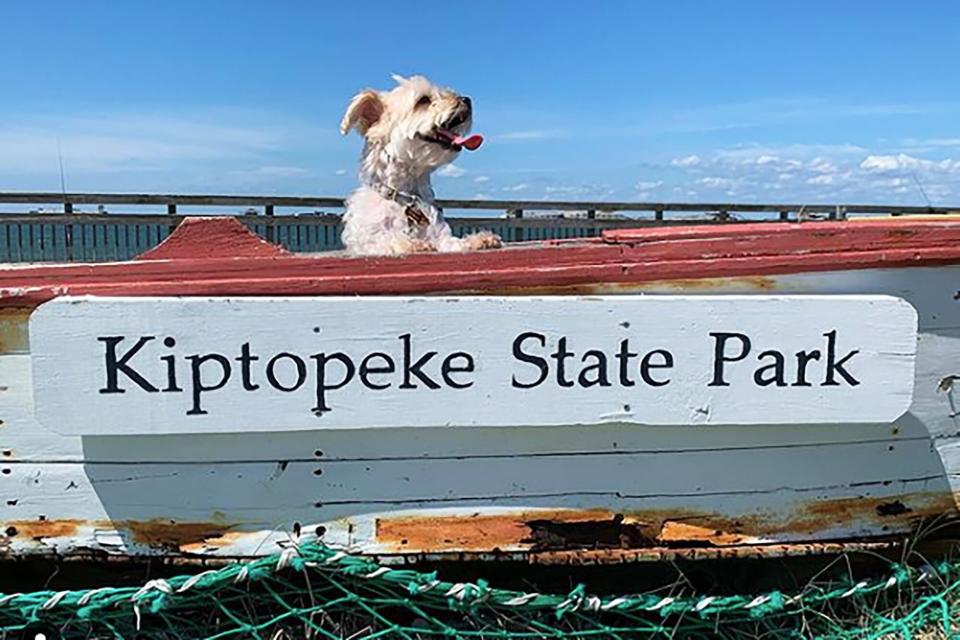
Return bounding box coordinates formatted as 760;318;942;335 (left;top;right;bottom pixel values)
454;134;483;151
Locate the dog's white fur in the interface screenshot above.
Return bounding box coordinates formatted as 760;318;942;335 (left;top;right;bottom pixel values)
339;75;501;256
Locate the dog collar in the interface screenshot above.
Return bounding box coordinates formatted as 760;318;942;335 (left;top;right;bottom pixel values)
368;182;432;228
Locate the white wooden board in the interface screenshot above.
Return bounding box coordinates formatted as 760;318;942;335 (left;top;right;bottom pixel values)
29;295;917;435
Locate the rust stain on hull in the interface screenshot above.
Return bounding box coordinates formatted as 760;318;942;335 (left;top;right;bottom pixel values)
179;530;252;554
657;521;750;547
123;519;238;549
3;517;242;552
376;509;618;552
790;492;957;532
375;492;958;554
5;518;83;540
0;307;31;354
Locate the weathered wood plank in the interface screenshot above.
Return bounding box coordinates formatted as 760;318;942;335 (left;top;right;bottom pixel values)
30;295;917;434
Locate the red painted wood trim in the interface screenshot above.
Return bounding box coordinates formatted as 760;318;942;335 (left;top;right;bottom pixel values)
0;218;959;306
137;217;290;260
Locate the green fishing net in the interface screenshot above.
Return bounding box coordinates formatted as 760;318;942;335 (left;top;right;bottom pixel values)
1;542;957;639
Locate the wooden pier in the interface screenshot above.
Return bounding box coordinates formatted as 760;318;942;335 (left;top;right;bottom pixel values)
0;192;955;262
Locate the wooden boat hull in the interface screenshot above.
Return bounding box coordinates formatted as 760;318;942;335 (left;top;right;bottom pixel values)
1;218;959;563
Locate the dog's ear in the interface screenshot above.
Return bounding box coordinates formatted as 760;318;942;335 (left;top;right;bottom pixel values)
340;90;384;137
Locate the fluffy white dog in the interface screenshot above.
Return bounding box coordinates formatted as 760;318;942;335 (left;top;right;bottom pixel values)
339;75;502;255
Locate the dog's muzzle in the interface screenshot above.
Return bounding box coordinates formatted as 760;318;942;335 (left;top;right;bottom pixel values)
417;102;483;151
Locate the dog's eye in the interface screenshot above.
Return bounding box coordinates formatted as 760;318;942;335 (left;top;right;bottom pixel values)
415;95;432;109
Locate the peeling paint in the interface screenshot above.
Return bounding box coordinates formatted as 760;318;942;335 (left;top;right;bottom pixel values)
124;519;239;550
6;518;82;540
372;492;957;555
657;521;753;547
0;307;31;354
458;275;781;297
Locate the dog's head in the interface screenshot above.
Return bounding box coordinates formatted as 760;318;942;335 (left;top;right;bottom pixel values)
340;75;482;172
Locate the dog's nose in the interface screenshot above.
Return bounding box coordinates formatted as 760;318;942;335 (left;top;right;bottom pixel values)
460;96;472;110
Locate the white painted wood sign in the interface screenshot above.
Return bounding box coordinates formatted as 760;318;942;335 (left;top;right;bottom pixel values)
29;295;917;435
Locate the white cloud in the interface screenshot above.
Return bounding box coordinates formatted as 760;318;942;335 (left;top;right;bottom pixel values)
635;180;664;190
671;154;701;167
806;174;836;185
335;169;348;176
860;153;960;174
436;163;467;178
0;110;333;176
246;165;309;177
696;176;735;188
473;175;490;183
502;183;529;192
901;137;960;148
807;157;837;173
715;144;865;166
496;130;562;141
860;154;914;172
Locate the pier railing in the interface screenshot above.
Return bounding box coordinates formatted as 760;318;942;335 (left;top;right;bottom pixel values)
0;192;955;263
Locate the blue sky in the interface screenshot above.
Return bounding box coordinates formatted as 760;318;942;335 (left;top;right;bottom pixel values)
1;1;959;206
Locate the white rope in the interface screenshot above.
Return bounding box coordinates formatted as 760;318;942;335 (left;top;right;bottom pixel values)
177;570;219;593
133;579;172;601
885;575;899;589
744;594;770;610
646;596;675;612
276;547;299;571
841;581;868;598
584;596;602;612
601;596;629;611
134;603;142;632
363;567;391;579
0;593;22;607
324;551;348;565
234;565;251;584
444;583;467;598
77;587;110;607
504;592;540;606
416;580;441;594
40;591;70;610
694;596;717;612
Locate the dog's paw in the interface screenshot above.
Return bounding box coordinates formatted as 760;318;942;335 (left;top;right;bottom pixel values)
463;231;502;251
407;238;438;253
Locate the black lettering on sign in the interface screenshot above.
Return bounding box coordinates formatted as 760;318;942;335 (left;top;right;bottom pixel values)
359;352;395;390
160;337;182;392
550;337;576;388
709;332;751;387
266;352;307;392
640;349;673;387
441;352;475;389
99;336;159;394
398;333;441;390
310;352;355;416
236;342;261;391
185;353;231;415
512;332;548;389
823;330;860;386
578;350;610;388
754;350;787;387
